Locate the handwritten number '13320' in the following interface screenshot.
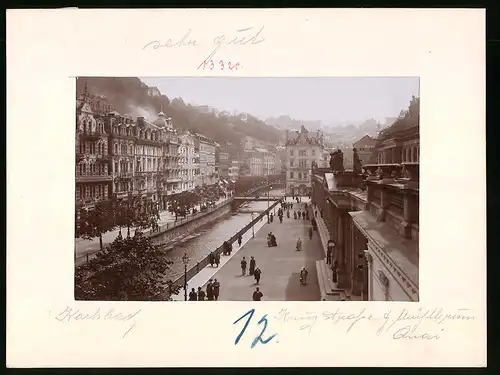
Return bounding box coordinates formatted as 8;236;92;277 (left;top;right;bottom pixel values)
233;309;277;348
198;60;241;71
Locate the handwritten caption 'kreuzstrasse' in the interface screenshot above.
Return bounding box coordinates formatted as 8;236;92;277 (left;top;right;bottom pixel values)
274;307;476;340
54;306;141;339
142;26;266;70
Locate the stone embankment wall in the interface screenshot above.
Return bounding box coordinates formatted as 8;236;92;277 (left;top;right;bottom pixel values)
151;203;232;248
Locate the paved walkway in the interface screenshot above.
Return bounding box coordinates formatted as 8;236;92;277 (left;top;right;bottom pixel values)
187;198;324;301
75;196;229;259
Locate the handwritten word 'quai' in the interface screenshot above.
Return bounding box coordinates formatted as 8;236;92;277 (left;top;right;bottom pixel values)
273;307;475;341
54;306;141;339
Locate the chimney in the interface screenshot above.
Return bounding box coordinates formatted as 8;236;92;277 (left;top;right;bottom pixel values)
137;117;145;127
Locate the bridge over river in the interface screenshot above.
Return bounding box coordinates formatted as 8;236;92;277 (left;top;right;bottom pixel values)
162;188;284;281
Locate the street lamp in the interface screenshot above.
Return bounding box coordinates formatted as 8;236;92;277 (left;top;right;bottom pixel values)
182;252;189;301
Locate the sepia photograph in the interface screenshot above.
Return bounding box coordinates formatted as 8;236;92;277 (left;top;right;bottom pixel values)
74;77;420;302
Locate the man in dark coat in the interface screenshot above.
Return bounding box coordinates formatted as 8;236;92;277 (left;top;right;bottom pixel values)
215;252;221;267
206;279;214;300
189;288;197;301
197;286;206;301
254;268;262;284
212;279;220;301
241;257;247;276
252;287;263;301
249;256;256;275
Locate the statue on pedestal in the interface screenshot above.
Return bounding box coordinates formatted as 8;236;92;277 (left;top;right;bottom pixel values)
353;148;362;174
329;150;345;173
401;165;412;179
311;160;318;171
376;166;384;179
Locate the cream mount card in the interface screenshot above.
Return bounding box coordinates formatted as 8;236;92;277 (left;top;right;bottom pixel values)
7;8;486;367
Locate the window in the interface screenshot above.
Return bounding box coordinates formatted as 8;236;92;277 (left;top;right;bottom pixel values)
312;149;316;156
299;149;307;156
290;149;294;156
299;160;307;168
290;171;294;178
289;159;295;167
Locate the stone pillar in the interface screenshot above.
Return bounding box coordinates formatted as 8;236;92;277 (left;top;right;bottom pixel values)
363;249;373;301
336;211;350;289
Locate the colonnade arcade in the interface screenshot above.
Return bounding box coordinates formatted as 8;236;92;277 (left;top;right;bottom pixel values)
311;177;370;300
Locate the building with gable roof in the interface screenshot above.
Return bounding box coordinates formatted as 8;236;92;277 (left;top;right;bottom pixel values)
285;125;324;196
75;84;112;209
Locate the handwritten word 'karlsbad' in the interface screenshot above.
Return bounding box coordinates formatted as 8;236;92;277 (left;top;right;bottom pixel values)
54;306;141;339
141;27;265;69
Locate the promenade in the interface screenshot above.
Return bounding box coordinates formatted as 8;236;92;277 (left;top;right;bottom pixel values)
181;198;324;301
75;196;229;261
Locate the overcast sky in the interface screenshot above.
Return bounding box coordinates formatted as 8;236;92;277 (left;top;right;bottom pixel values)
140;77;419;124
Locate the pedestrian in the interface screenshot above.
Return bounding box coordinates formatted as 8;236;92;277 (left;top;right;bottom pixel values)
209;252;214;267
238;235;242;247
241;257;247;276
296;237;302;251
287;210;290;218
213;279;220;301
309;227;313;240
249;256;256;275
303;212;306;220
197;286;206;301
215;252;220;267
189;287;197;301
327;247;332;265
254;267;262;284
252;287;263;301
206;279;214;301
293;211;297;220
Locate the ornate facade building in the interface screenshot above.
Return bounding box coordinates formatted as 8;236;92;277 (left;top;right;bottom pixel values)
311;122;419;302
75;85;184;214
285;126;324;196
195;133;218;186
75;87;112;209
178;131;198;191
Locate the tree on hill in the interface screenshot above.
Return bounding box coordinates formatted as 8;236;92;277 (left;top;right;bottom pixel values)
77;77;282;148
75;232;181;301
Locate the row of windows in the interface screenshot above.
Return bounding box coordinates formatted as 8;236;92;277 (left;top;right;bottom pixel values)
78;142;107;155
75;184;108;200
289;159;312;168
77;163;108;175
289;171;309;180
289;149;316;157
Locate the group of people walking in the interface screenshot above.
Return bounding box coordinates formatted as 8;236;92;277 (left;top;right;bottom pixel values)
240;256;264;301
267;232;277;247
189;278;221;301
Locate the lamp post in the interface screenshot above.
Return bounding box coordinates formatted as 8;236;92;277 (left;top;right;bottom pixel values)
182;252;189;301
251;212;255;238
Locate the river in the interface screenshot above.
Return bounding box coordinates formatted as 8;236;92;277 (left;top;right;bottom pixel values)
161;193;283;280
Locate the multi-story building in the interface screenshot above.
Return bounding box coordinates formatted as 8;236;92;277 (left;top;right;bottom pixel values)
228;160;240;180
75;86;112;209
178;131;198;192
195;133;218;186
311;120;419;302
262;149;277;176
352;135;378;165
75;86;183;214
152;112;182;204
285;125;324;196
218;151;230;178
276;146;287;177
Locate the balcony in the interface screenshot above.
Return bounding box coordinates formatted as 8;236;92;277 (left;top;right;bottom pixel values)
79;130;106;141
76;153;110;162
114;172;133;179
76;174;112;182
